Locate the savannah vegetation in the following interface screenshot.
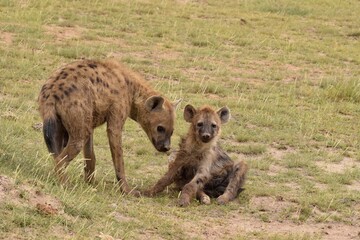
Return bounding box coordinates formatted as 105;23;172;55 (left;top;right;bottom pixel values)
0;0;359;239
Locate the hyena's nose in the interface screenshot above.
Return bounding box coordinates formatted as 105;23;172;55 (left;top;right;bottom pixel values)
201;133;211;142
159;145;170;152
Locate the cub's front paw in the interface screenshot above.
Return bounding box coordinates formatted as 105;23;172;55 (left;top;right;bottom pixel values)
216;194;230;205
200;195;211;205
178;196;191;207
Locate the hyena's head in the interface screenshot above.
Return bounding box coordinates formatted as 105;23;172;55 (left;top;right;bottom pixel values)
184;104;230;144
141;96;181;152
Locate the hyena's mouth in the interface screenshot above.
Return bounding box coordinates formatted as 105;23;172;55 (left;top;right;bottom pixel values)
200;134;213;143
200;136;212;143
152;138;170;152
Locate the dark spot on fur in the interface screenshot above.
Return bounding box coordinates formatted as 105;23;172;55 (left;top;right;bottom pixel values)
59;85;63;91
103;82;109;88
61;72;68;79
55;76;60;81
59;83;65;87
60;94;64;100
54;95;60;101
84;68;88;72
90;77;95;84
41;85;47;92
74;100;78;106
125;77;130;84
64;90;69;97
77;64;84;68
88;63;97;69
74;76;78;81
96;77;102;83
71;84;78;90
49;84;54;89
69;68;75;71
110;89;119;94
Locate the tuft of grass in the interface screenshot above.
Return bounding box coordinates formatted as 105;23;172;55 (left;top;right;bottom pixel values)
1;0;360;239
321;78;360;103
238;144;267;155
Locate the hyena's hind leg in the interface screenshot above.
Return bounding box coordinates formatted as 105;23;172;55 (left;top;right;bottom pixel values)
196;190;211;205
54;110;91;185
83;133;96;184
217;160;248;205
54;137;85;184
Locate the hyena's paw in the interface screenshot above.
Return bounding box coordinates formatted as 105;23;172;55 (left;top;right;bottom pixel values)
141;189;155;197
216;194;230;205
178;195;191;207
200;194;211;205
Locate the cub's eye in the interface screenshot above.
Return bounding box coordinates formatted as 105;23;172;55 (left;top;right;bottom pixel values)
211;124;217;129
157;126;166;133
197;122;203;127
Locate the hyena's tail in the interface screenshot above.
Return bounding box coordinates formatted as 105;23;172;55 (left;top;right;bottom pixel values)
40;102;68;156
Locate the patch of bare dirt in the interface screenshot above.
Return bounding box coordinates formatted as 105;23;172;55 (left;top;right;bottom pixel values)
180;210;360;240
347;181;360;191
316;157;360;174
0;31;14;45
0;175;63;215
44;25;84;42
249;196;299;220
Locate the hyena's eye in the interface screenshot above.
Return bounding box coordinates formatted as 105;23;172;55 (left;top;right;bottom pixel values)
211;123;217;129
157;126;166;133
197;122;203;128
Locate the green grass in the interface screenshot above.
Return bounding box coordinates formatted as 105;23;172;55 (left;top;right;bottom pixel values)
1;0;360;239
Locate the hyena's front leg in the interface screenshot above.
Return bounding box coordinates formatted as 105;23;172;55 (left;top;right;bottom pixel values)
107;117;140;197
217;160;248;205
179;169;211;207
144;161;183;197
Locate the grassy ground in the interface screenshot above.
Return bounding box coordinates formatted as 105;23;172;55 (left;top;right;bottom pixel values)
0;0;359;239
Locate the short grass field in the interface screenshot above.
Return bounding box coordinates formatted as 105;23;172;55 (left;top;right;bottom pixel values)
1;0;359;239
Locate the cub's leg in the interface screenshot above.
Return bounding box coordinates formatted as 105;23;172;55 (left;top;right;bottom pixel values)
196;190;211;205
179;170;211;207
83;133;96;184
217;160;248;205
144;159;183;197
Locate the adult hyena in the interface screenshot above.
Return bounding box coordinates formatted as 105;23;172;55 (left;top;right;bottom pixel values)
38;59;179;195
145;104;248;206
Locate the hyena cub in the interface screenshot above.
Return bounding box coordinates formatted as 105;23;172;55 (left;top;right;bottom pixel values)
145;104;248;206
38;59;179;195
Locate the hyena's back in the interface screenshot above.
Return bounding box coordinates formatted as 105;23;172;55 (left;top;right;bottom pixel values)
39;59;132;129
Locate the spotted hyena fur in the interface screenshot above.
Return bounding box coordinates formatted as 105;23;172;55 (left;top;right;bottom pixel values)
145;104;248;206
38;59;179;195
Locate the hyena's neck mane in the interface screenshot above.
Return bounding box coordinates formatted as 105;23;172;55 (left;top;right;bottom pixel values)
105;59;159;122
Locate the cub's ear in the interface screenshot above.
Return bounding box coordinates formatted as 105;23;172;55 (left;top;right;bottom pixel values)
184;104;196;122
145;96;164;112
217;106;230;124
172;99;182;110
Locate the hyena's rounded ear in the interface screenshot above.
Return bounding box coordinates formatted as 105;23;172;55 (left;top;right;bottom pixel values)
217;106;230;124
145;96;164;112
184;104;196;122
172;99;182;110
